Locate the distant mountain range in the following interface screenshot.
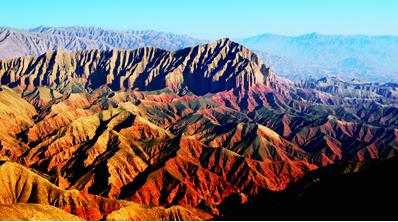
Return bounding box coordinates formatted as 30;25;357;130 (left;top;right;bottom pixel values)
237;33;398;82
0;26;203;59
1;26;397;83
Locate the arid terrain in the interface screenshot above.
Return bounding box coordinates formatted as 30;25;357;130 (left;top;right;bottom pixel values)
0;32;397;220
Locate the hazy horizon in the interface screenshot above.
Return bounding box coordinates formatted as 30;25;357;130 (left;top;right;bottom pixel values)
2;0;397;39
4;25;398;40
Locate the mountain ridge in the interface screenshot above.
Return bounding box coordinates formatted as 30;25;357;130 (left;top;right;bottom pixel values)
0;38;276;98
0;37;397;220
2;26;398;83
0;26;203;60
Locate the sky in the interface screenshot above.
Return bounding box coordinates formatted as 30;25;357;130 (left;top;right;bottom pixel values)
1;0;397;39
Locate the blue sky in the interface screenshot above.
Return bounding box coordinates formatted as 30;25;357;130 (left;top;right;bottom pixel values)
2;0;397;39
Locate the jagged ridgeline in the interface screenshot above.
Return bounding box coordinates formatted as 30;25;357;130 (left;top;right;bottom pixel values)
2;27;398;83
0;38;276;96
0;38;397;220
0;26;203;60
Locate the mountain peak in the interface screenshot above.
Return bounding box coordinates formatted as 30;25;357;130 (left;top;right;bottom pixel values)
208;37;239;48
217;37;232;42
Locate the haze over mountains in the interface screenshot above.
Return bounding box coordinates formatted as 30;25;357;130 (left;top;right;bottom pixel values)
0;26;202;59
0;32;398;220
239;33;398;82
1;26;397;83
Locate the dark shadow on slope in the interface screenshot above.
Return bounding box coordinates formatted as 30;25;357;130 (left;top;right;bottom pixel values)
63;115;114;184
218;156;398;220
118;135;182;201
